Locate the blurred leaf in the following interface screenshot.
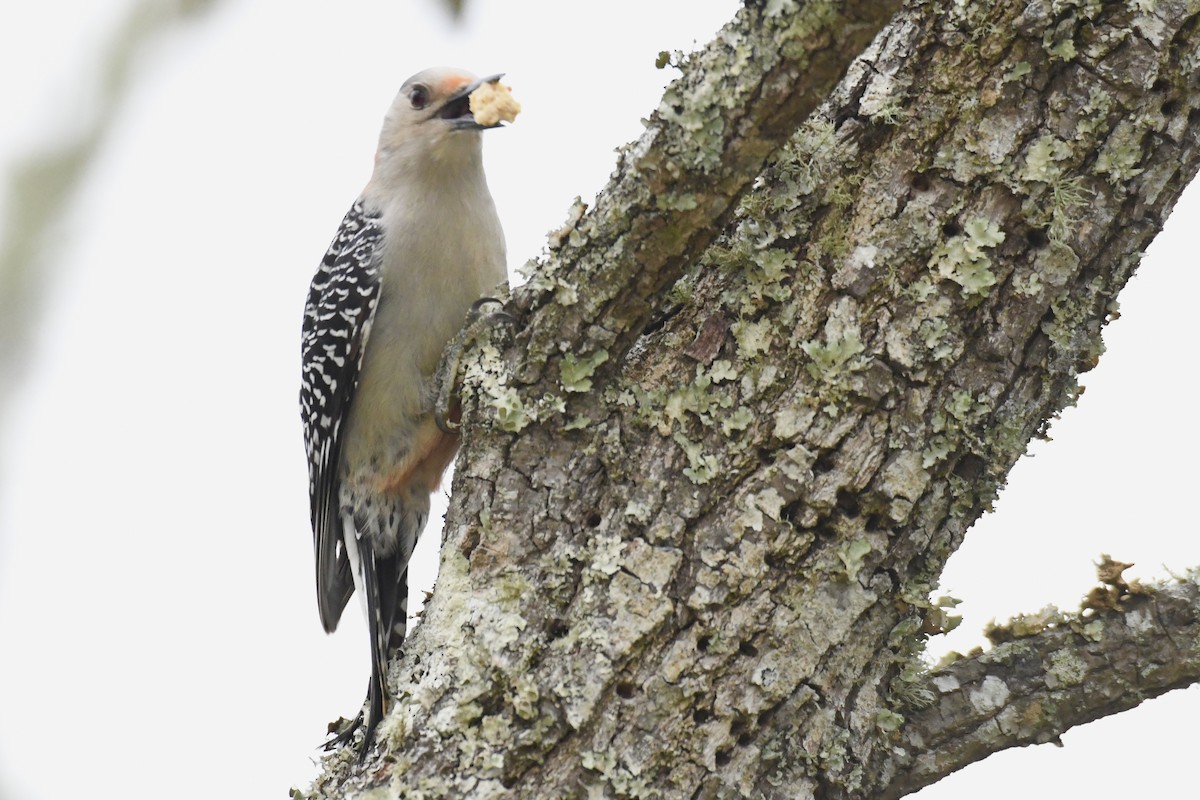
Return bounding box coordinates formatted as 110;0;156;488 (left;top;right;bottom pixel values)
0;0;222;437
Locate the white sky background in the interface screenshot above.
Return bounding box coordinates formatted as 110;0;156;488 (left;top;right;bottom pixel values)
0;1;1196;798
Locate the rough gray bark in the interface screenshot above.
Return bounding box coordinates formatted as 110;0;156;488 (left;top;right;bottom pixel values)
879;577;1200;799
303;1;1200;798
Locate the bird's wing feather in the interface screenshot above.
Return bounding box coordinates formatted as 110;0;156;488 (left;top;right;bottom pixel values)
300;199;384;632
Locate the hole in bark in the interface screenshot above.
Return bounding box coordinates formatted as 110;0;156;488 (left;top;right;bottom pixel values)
586;512;602;528
737;732;754;747
780;499;803;523
942;220;962;238
764;550;782;569
697;634;711;652
547;618;570;641
693;707;712;724
730;717;747;736
756;447;774;465
715;749;732;767
1026;228;1050;249
814;450;837;474
1161;98;1179;116
910;172;931;192
836;489;861;518
738;640;759;657
866;513;886;532
616;682;635;700
1190;108;1200;127
953;454;987;480
641;317;666;337
1151;78;1170;93
757;709;775;727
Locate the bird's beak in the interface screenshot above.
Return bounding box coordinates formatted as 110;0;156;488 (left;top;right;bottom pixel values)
438;73;506;130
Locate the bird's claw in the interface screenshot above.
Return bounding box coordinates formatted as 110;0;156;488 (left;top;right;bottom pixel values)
322;711;364;751
467;295;512;322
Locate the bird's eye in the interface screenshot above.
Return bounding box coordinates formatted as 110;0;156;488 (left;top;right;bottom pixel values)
409;86;429;110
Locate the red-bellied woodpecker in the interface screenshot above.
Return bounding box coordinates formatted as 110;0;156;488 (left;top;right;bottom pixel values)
300;67;509;756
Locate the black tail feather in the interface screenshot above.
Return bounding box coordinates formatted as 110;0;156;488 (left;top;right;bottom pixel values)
353;538;411;761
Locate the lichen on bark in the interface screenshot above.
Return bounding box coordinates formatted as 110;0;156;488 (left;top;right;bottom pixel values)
302;1;1200;798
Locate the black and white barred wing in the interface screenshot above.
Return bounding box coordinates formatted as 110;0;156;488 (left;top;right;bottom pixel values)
300;200;383;633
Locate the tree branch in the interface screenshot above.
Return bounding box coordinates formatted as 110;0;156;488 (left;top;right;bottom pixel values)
878;578;1200;800
509;0;902;384
304;0;1200;797
0;0;220;439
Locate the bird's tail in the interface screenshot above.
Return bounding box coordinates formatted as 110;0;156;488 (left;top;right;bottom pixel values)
349;498;427;760
359;542;395;758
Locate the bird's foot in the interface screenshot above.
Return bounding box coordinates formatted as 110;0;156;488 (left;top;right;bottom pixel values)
322;711;364;751
434;296;515;433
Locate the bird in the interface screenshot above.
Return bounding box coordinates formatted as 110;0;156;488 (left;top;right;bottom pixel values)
299;66;509;757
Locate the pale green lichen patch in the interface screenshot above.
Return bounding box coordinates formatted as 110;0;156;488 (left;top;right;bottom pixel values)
587;533;627;579
490;387;529;432
883;294;959;369
1010;270;1043;296
1021;175;1093;246
581;747;657;800
1076;86;1113;138
654;21;758;174
732;318;776;359
873;710;902;734
654;367;736;435
799;324;866;410
1042;291;1104;361
1004;61;1031;82
740;363;780;398
460;342;536;433
1021;135;1072;182
1076;619;1105;641
561;349;610;393
673;432;719;485
563;415;591;431
709;359;738;383
1044;649;1087;688
799;301;868;387
1041;9;1085;62
922;389;994;469
624;496;651;524
1032;240;1080;287
721;406;755;436
656;191;700;211
929;216;1005;297
1095;118;1147;183
837;539;872;581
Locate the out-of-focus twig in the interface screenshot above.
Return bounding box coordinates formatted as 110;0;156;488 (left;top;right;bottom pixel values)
0;0;221;437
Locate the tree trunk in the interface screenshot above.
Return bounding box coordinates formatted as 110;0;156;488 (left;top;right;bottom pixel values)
304;1;1200;797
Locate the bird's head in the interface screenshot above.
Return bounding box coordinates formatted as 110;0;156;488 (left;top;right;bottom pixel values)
376;67;505;172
